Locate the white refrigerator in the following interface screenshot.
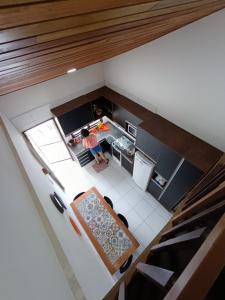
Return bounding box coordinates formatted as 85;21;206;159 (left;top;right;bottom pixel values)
133;151;155;191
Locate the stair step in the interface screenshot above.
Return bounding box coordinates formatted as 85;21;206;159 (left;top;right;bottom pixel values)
127;272;167;300
118;282;125;300
137;263;174;288
151;227;206;252
148;246;197;276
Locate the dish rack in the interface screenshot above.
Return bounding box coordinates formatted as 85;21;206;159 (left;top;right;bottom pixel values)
106;135;116;144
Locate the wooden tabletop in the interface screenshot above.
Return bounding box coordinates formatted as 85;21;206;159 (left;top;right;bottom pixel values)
71;187;139;274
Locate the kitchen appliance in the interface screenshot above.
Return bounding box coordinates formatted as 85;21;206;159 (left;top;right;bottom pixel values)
133;151;155;190
125;121;137;138
112;141;122;165
105;135;115;144
113;135;133;150
112;135;135;165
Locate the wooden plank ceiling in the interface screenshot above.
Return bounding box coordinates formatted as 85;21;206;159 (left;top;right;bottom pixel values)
0;0;225;96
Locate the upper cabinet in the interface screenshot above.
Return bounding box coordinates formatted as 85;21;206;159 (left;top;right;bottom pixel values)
159;160;203;211
91;97;113;120
137;125;203;210
136;126;181;180
155;144;181;180
57;103;93;136
51;87;222;173
113;104;142;128
135;126;161;161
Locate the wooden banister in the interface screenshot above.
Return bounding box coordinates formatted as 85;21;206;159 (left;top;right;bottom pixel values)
184;166;225;208
163;212;225;300
183;153;225;206
162;198;225;239
118;282;126;300
172;181;225;225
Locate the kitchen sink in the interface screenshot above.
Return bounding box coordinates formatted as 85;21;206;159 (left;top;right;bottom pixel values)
105;135;116;144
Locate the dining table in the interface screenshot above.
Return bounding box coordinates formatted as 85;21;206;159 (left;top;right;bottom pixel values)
70;187;140;274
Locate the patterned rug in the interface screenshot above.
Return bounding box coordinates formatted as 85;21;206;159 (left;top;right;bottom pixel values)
92;160;109;173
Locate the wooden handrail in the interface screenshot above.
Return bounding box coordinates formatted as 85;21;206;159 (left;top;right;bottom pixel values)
172;181;225;225
118;282;126;300
162;198;225;239
163;212;225;300
183;166;225;208
183;153;225;206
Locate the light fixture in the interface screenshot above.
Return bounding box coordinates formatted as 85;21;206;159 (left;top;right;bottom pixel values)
67;68;77;74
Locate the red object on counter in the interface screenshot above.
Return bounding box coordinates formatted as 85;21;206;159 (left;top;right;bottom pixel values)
69;216;81;236
99;123;110;131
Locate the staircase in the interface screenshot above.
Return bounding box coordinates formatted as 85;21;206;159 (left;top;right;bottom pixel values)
104;154;225;300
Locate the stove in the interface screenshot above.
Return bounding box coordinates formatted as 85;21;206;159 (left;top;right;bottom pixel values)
113;135;134;150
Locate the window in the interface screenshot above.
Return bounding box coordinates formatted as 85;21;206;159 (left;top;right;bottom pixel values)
24;119;70;165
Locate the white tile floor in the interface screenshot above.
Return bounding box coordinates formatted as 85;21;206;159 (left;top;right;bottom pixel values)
52;157;172;277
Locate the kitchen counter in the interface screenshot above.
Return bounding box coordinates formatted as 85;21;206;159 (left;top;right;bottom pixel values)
68;118;135;160
101;87;223;172
51;86;223;172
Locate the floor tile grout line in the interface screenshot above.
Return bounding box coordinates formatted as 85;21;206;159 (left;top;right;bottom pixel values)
54;158;172;259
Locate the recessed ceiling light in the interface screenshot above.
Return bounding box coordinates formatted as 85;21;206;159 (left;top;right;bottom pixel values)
67;68;77;74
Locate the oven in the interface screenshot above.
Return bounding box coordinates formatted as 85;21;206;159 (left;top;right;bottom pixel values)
125;121;137;138
112;141;121;165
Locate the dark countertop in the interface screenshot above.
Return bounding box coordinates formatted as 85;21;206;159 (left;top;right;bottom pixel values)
52;86;223;172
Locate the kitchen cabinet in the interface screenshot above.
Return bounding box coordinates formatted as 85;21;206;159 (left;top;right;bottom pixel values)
113;104;142;128
136;126;181;179
159;160;203;211
52;87;223;173
91;97;113;120
75;139;111;167
136;125;202;209
76;150;94;167
121;155;134;174
58;103;94;136
100;139;111;154
155;145;181;180
147;180;163;199
135;126;161;161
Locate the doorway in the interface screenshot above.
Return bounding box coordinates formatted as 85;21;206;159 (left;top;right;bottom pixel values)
24;119;72;191
24;119;70;166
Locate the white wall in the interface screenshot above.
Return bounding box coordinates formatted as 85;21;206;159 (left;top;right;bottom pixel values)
0;63;104;131
1;114;115;300
0;121;75;300
104;9;225;151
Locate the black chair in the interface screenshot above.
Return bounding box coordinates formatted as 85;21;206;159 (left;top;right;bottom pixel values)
117;213;129;228
120;255;133;273
104;196;113;209
73;192;85;201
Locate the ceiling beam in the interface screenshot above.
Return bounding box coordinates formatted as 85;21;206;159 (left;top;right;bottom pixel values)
0;2;159;43
0;2;224;95
0;0;158;28
0;0;219;55
0;0;222;70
